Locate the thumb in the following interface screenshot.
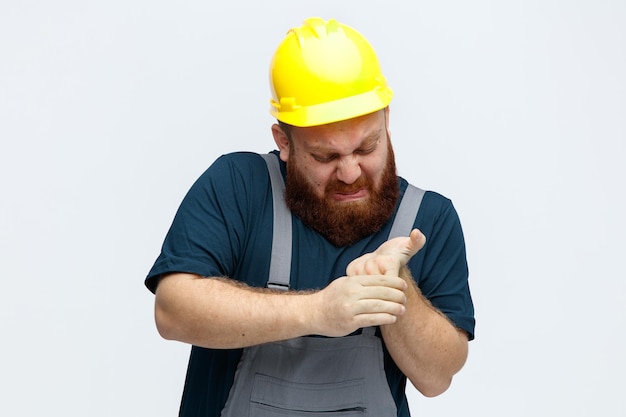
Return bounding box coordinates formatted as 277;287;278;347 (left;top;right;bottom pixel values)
381;229;424;277
407;229;426;256
376;228;426;268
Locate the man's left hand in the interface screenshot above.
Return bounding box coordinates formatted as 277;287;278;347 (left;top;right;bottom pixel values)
347;229;426;277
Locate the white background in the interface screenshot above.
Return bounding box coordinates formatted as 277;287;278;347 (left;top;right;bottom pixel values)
1;1;625;416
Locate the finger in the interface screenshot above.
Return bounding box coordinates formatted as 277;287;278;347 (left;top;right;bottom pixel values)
364;258;386;275
408;228;426;255
372;229;426;265
353;298;406;318
348;257;394;276
353;274;407;290
355;312;400;327
346;253;374;276
373;255;402;277
357;286;407;305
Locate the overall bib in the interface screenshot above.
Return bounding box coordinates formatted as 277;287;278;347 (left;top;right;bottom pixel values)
220;154;424;417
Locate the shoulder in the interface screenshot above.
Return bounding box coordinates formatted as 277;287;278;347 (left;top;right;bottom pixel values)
399;178;456;221
190;152;272;195
203;151;269;179
398;179;464;243
172;151;275;224
421;190;455;218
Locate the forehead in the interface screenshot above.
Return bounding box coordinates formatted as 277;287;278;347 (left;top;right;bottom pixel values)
291;110;386;151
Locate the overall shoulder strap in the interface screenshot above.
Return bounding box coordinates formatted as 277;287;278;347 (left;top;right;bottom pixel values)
388;184;425;239
261;153;292;290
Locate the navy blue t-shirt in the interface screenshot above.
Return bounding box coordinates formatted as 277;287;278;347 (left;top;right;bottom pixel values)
146;151;475;417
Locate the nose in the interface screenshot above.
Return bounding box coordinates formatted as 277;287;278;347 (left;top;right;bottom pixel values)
335;155;362;184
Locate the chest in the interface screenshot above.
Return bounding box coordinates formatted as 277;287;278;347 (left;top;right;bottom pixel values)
234;212;388;291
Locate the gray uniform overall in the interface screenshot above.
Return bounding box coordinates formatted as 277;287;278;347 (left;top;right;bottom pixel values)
220;153;424;417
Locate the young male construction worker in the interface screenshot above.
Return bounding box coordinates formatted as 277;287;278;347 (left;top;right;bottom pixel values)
146;17;475;417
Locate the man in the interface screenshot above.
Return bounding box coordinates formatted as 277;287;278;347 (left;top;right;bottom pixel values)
146;17;474;416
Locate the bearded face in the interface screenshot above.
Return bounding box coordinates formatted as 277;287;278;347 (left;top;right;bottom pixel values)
284;138;399;247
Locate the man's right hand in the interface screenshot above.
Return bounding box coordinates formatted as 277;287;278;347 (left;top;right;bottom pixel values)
309;274;408;337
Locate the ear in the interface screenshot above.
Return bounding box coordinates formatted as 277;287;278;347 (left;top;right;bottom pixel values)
271;123;291;162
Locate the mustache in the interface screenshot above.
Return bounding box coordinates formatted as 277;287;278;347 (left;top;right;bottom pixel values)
324;176;370;194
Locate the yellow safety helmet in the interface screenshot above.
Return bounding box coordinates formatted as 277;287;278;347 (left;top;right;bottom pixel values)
269;17;393;127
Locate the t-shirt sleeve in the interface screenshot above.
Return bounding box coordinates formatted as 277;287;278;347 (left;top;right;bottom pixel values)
410;192;475;340
145;153;266;293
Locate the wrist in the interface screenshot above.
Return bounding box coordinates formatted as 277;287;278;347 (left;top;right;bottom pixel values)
296;291;324;336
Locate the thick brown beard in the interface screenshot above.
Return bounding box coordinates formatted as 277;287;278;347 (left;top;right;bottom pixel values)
285;142;400;247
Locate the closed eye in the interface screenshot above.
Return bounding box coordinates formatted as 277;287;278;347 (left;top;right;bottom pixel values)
355;145;377;155
310;134;380;163
312;153;338;163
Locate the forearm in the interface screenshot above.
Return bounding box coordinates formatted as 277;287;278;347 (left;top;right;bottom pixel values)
381;267;469;397
154;273;317;349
